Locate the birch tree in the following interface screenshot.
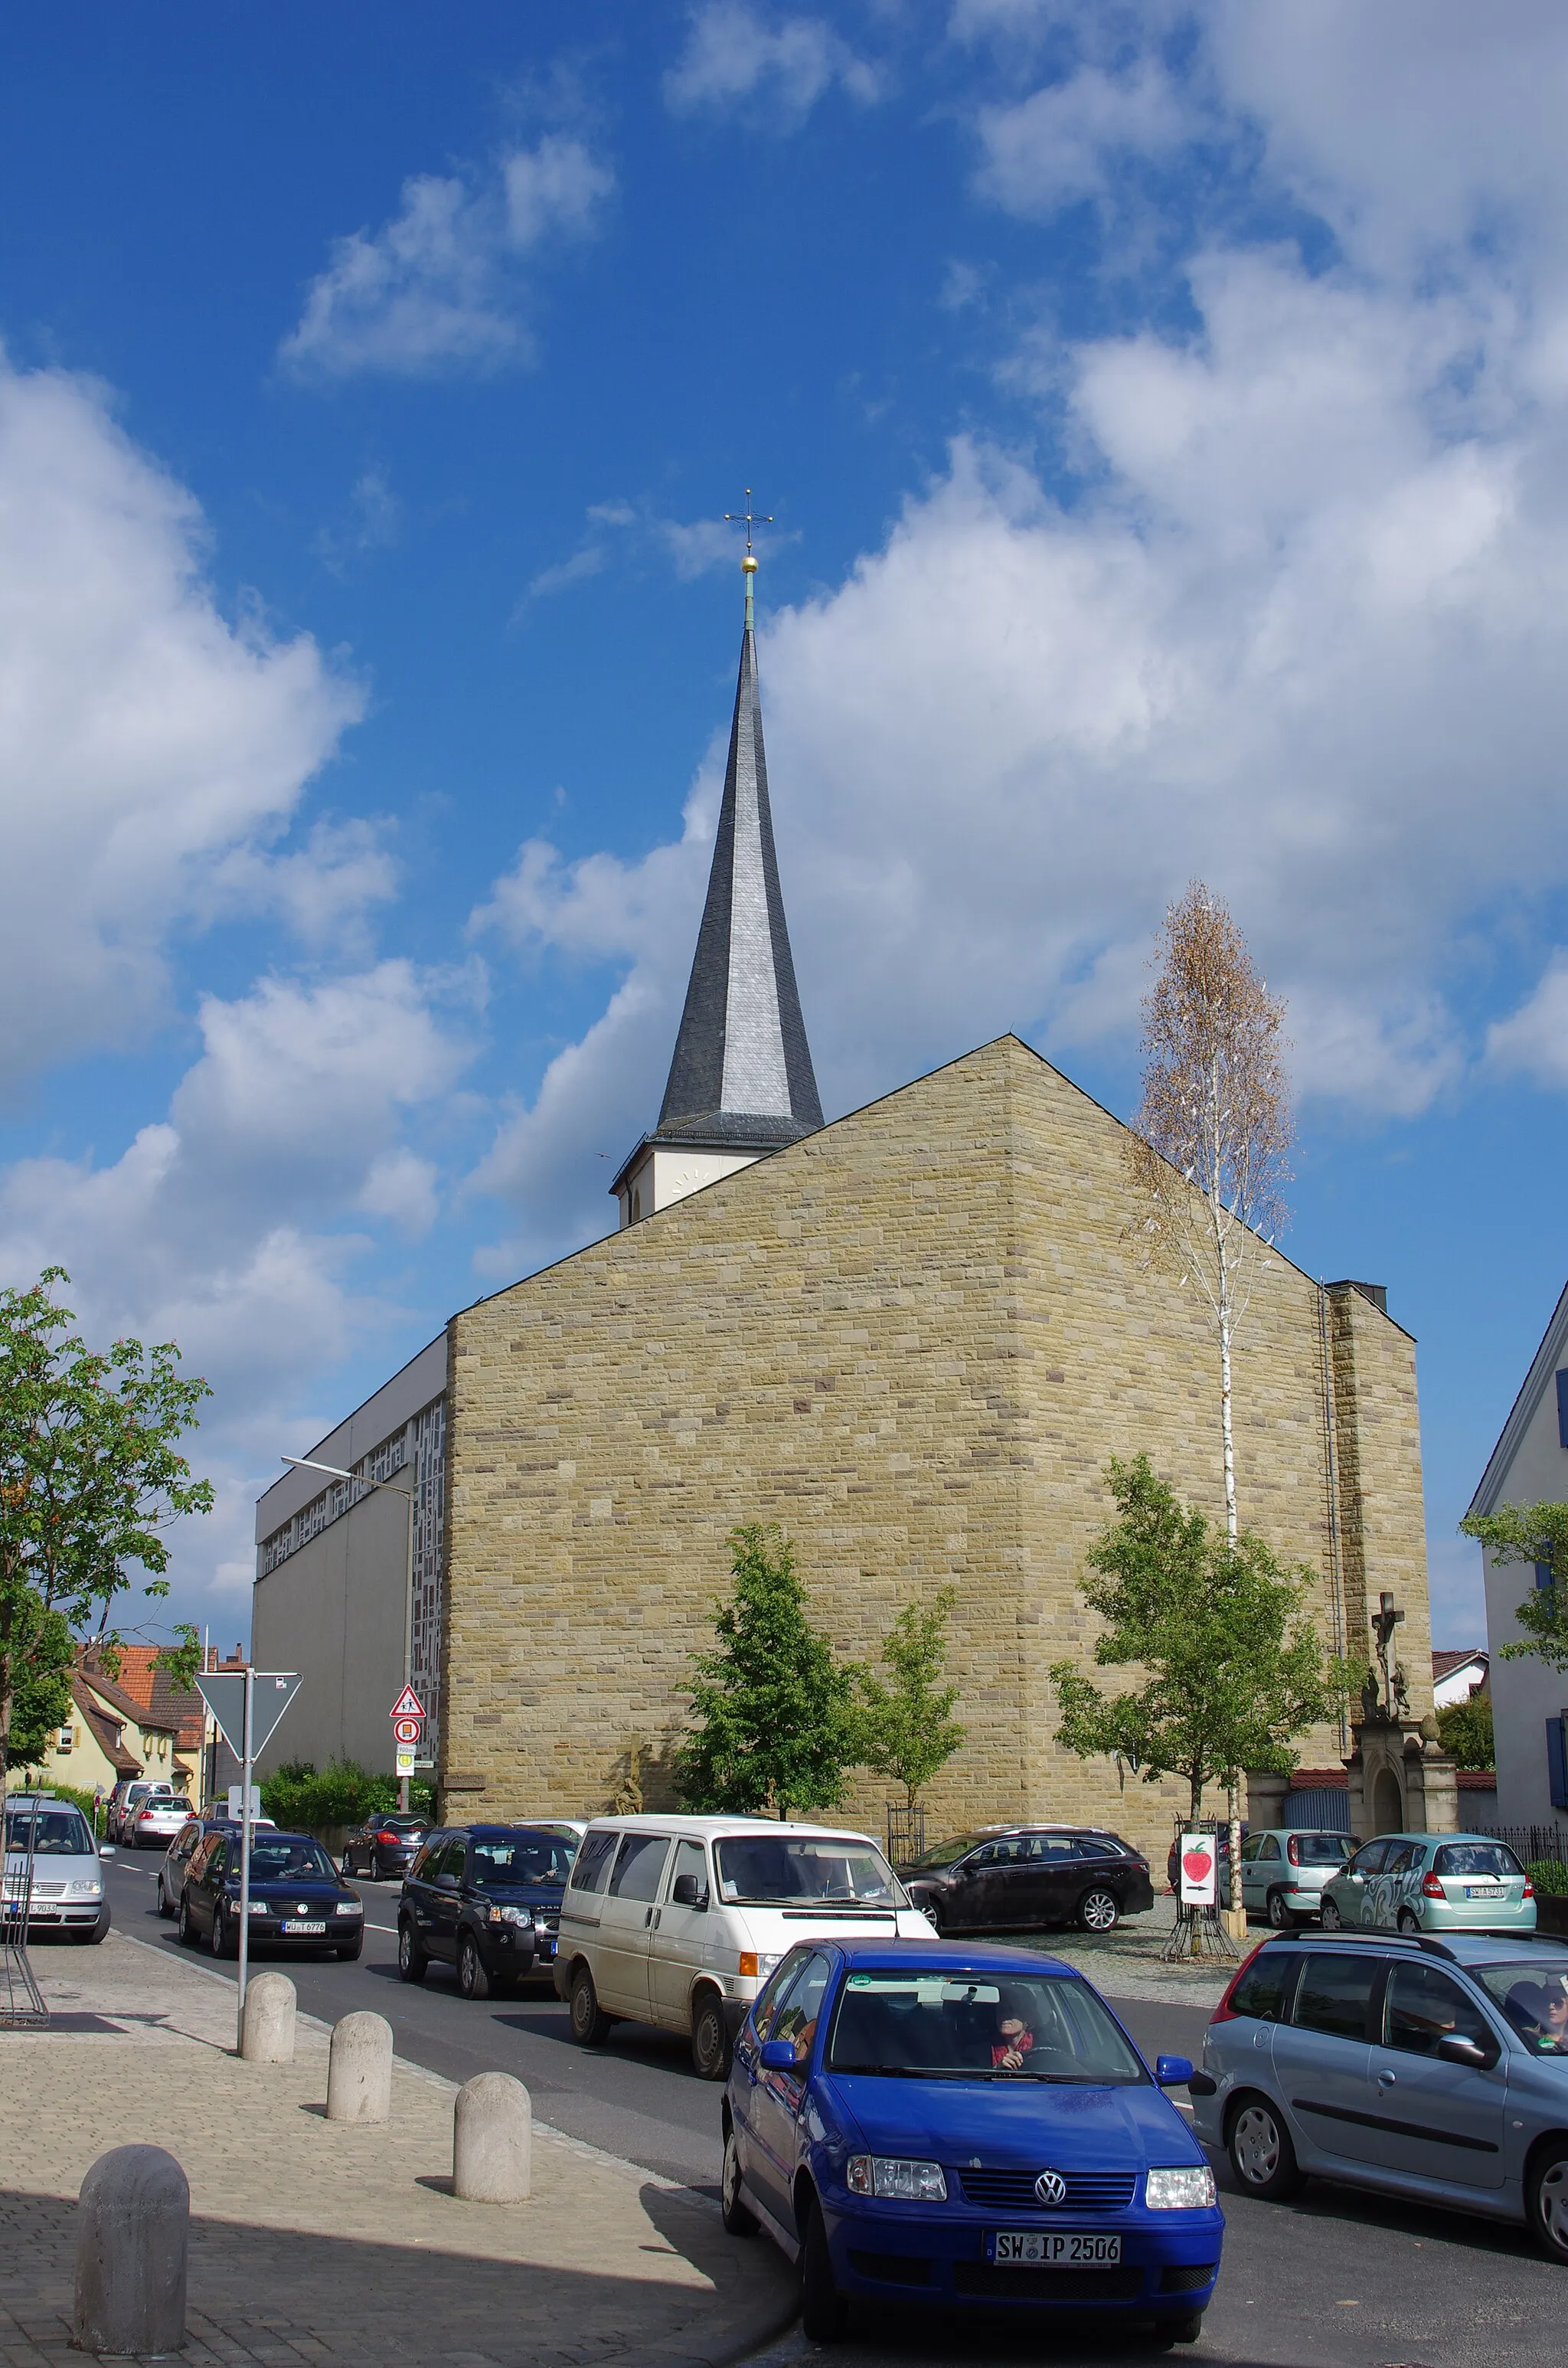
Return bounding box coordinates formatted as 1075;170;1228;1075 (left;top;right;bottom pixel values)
1127;884;1294;1546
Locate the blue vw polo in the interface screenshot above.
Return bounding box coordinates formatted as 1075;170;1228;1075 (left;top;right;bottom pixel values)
721;1941;1222;2343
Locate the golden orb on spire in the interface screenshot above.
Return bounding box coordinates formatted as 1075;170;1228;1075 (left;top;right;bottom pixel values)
741;554;758;574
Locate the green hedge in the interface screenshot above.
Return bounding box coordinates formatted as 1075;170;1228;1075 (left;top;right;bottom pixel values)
260;1759;433;1830
1528;1859;1568;1898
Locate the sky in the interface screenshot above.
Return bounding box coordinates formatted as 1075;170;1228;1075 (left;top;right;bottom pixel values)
3;1;1567;1654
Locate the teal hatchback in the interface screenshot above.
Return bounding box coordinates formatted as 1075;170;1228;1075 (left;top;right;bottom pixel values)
1320;1833;1535;1936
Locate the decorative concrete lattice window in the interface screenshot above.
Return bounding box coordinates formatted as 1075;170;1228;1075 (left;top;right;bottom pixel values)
256;1415;417;1577
410;1396;447;1754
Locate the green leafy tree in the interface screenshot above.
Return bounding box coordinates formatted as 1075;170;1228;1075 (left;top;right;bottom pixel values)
675;1524;859;1817
1;1591;74;1772
1436;1691;1494;1771
1050;1454;1348;1823
0;1269;214;1819
1459;1501;1568;1672
856;1587;966;1812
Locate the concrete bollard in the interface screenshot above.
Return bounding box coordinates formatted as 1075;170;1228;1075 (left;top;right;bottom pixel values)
74;2144;188;2357
326;2010;394;2124
241;1971;297;2063
453;2071;532;2203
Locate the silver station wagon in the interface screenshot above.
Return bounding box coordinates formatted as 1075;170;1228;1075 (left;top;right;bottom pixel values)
1192;1929;1568;2262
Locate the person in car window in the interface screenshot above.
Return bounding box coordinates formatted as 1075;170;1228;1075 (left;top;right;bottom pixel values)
1538;1977;1568;2051
1504;1981;1551;2043
991;1986;1036;2069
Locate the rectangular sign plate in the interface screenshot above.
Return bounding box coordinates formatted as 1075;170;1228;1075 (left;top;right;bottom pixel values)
988;2232;1122;2265
282;1920;325;1935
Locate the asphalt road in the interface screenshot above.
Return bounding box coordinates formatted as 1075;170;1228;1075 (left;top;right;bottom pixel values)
90;1850;1563;2366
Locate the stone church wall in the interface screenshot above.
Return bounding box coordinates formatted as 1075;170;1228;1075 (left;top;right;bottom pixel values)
440;1037;1431;1865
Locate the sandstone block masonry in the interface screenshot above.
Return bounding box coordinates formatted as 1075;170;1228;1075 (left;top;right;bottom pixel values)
440;1037;1432;1862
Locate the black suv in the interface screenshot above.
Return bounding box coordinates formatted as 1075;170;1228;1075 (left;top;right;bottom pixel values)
899;1823;1155;1934
397;1824;576;2000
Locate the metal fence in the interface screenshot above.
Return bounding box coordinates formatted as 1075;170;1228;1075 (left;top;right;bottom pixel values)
1472;1822;1568;1867
886;1804;925;1863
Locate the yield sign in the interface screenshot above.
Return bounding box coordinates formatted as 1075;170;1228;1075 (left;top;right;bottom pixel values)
390;1684;424;1720
196;1671;302;1760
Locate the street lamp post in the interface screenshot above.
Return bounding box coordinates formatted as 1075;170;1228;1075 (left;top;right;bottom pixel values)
283;1453;419;1811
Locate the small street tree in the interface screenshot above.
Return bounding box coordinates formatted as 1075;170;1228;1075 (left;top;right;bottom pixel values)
0;1270;214;1817
856;1586;967;1820
1127;882;1293;1548
1050;1456;1348;1826
1436;1691;1494;1772
1459;1500;1568;1673
675;1523;859;1817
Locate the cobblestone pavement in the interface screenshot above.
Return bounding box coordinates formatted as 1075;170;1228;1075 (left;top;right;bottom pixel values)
0;1933;795;2368
1010;1897;1240;2009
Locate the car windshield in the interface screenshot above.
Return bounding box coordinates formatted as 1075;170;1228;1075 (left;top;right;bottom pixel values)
903;1831;989;1869
827;1971;1147;2083
469;1835;577;1887
244;1840;338;1883
716;1835;899;1905
5;1809;93;1857
1434;1843;1522;1879
1293;1834;1349;1865
1475;1958;1568;2056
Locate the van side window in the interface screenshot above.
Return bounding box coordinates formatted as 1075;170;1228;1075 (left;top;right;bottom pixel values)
669;1838;708;1902
609;1834;672;1902
570;1830;619;1894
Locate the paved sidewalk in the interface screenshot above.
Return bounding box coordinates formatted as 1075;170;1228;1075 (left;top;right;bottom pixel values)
0;1934;795;2368
1013;1898;1241;2010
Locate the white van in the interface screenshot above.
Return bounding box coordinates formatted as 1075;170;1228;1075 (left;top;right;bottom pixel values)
553;1813;936;2078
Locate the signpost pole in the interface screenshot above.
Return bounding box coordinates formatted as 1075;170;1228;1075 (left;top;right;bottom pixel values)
237;1664;254;2049
400;1490;416;1814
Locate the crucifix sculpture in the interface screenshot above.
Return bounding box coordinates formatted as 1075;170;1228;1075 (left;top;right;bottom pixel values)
1371;1591;1405;1719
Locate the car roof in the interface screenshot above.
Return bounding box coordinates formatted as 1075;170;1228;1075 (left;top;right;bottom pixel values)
1357;1831;1511;1847
459;1823;574;1839
1251;1928;1568;1971
820;1939;1083;1979
578;1812;883;1843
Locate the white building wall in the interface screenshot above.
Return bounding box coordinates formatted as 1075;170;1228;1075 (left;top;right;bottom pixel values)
1479;1351;1568;1830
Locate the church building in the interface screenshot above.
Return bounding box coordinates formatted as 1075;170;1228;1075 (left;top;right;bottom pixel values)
252;554;1440;1859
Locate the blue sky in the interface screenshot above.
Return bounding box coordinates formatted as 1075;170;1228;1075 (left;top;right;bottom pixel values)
2;2;1566;1650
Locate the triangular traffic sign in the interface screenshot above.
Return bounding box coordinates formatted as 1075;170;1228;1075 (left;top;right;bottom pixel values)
390;1684;424;1719
195;1670;302;1760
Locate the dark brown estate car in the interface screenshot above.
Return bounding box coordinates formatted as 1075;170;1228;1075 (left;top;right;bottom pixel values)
897;1824;1155;1935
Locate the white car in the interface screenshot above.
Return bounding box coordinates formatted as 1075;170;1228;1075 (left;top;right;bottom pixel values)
554;1814;936;2079
3;1793;114;1943
126;1794;195;1850
107;1778;175;1842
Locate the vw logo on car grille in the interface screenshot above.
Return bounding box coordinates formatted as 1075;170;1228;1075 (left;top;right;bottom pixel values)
1034;2169;1068;2206
296;1902;309;1915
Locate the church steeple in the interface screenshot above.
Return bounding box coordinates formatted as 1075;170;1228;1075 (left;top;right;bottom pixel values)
612;517;822;1227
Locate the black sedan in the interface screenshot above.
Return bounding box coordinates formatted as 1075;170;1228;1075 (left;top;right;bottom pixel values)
341;1811;430;1880
898;1823;1155;1935
177;1827;364;1960
397;1823;575;2000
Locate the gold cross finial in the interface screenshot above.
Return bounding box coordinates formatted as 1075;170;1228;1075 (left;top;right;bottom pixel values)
724;488;773;626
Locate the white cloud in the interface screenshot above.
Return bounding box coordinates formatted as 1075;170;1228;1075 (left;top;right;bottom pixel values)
976;58;1191;217
279;133;613;381
0;961;477;1621
1486;959;1568;1091
0;354;361;1084
665;2;880;126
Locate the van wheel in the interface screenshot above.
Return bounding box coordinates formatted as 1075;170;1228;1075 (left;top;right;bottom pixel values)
720;2124;758;2237
692;1992;732;2081
799;2197;850;2342
570;1963;612;2045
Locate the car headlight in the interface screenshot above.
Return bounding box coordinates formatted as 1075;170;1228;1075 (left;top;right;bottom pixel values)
247;1901;270;1916
846;2155;948;2202
334;1902;360;1916
490;1904;532;1926
1145;2166;1217;2210
67;1880;103;1898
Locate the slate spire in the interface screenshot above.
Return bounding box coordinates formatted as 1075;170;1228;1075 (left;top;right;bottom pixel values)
655;559;822;1148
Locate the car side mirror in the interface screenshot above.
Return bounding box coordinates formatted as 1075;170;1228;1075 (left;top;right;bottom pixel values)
99;1844;116;1859
1155;2055;1194;2087
436;1870;458;1889
760;2039;798;2072
671;1873;708;1909
1436;2033;1496;2070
